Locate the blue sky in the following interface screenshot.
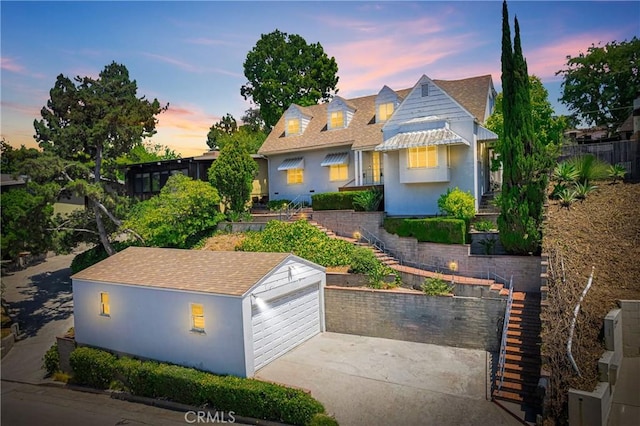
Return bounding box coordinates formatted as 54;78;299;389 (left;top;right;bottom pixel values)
2;1;639;157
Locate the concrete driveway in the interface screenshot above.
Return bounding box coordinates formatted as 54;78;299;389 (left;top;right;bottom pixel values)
256;332;519;426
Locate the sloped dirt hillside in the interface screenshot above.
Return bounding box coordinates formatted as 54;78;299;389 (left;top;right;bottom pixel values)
541;181;640;422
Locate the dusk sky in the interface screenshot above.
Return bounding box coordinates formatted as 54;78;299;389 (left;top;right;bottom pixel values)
2;1;639;157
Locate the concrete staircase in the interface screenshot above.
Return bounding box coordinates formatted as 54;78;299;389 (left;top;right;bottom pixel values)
493;292;542;421
479;191;500;214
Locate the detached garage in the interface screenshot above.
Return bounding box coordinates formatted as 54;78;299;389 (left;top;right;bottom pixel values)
71;247;326;377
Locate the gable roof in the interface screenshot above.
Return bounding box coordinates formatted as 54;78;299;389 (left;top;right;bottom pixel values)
258;74;493;155
71;247;308;297
433;75;494;122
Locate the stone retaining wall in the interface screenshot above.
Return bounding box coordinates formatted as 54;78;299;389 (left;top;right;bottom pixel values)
310;210;384;238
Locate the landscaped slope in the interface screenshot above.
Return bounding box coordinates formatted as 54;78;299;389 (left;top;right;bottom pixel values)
541;181;640;422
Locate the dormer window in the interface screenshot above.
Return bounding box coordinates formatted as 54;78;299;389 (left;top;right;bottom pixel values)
283;105;311;136
378;102;394;122
287;118;300;135
327;97;354;130
376;85;400;123
330;111;345;129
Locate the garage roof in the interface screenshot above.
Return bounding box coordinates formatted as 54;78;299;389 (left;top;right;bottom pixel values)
72;247;299;296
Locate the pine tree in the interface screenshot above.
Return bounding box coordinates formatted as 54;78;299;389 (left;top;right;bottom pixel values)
497;1;550;254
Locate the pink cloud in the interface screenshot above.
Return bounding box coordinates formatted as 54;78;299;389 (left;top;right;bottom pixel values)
1;100;42;117
157;103;219;133
525;32;619;81
330;32;482;96
142;53;202;73
1;57;26;73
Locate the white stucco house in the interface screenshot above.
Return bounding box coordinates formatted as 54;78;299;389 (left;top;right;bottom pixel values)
71;247;326;377
258;74;498;215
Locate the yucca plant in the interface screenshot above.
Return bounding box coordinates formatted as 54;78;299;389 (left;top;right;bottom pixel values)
573;181;597;201
558;188;577;210
552;161;579;183
608;163;627;184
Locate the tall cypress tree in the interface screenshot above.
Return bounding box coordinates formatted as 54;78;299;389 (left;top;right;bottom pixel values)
497;1;549;255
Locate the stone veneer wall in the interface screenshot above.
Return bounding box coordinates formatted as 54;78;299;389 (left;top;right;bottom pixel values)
324;286;506;351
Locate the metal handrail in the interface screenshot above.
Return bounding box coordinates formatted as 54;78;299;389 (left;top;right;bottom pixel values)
496;276;514;393
285;194;311;220
358;226;387;253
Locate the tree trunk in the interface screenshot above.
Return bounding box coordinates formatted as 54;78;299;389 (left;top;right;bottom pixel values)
93;144;115;256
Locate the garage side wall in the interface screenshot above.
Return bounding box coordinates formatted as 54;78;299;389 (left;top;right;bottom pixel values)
324;286;505;351
72;280;248;377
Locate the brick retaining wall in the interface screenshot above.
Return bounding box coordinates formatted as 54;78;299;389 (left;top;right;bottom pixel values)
324;286;506;351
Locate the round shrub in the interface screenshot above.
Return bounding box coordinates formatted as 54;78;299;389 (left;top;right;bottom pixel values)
437;187;476;223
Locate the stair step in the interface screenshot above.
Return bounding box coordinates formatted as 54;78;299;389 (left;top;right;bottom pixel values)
493;389;524;403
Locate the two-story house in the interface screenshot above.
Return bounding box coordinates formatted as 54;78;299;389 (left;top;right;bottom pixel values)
258;74;498;215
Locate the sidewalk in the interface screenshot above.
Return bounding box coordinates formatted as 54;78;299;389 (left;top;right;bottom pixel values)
1;252;76;384
608;356;640;426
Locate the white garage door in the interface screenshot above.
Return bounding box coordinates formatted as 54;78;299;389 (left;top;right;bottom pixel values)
252;283;320;371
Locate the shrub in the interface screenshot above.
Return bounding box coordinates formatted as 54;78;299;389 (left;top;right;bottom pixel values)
472;220;496;232
43;342;60;376
266;199;290;211
352;188;383;212
382;217;406;235
348;247;379;274
69;347;117;389
384;218;466;244
309;413;340;426
72;347;327;425
437;187;476;224
421;276;454;296
312;191;366;211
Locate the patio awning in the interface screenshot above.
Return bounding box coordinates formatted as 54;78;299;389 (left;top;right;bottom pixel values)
320;152;349;167
375;128;470;152
277;157;304;171
477;125;499;141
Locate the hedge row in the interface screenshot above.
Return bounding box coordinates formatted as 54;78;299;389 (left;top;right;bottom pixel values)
311;191;365;211
383;217;466;244
69;347;327;425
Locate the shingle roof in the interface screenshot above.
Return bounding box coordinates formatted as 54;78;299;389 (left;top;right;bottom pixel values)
71;247;294;296
259;74;493;155
259;89;412;155
434;75;494;121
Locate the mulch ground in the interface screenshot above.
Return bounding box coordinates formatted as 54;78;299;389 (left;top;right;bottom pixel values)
541;181;640;422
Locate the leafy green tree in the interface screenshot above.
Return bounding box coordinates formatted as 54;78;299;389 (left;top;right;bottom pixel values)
206;113;238;150
486;75;568;149
34;62;166;255
1;139;42;175
241;29;339;129
124;174;224;248
496;1;551;255
1;185;55;260
557;37;640;131
208;136;257;215
240;108;266;133
437;187;476;225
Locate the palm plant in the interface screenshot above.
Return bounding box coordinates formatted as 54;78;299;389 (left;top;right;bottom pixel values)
608;164;627;184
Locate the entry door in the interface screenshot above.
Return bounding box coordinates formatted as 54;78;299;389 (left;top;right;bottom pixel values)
252;284;320;371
